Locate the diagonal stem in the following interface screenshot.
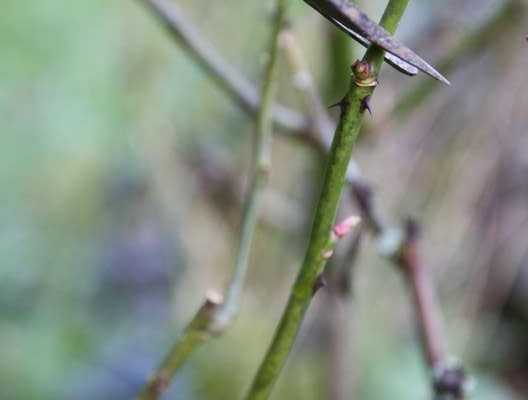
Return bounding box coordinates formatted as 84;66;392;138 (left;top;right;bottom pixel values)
244;1;411;399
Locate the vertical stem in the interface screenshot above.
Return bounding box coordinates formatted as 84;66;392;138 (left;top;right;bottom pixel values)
137;2;287;398
325;26;354;99
245;1;410;399
219;0;288;322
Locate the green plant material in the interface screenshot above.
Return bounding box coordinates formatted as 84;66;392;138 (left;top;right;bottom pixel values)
138;295;223;400
219;0;288;324
137;1;288;398
325;26;355;99
244;1;410;399
392;0;522;120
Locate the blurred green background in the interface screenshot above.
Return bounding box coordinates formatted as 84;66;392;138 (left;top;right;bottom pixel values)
2;0;528;399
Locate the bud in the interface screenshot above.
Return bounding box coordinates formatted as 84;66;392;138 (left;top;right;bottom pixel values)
332;215;361;240
352;60;377;87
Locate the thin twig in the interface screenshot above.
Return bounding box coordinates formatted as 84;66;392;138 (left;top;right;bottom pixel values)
218;0;287;324
140;0;308;135
324;229;363;400
360;197;470;398
137;292;223;400
279;26;335;146
137;2;287;398
244;1;412;398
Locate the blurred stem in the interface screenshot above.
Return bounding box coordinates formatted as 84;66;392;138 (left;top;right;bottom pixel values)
389;0;521;121
325;27;354;99
244;1;410;399
219;0;288;322
137;2;287;398
325;230;363;400
279;26;335;147
140;0;307;134
324;0;362;99
394;220;468;399
138;294;223;400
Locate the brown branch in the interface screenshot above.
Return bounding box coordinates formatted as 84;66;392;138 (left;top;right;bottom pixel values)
385;218;469;399
396;220;446;367
324;229;363;400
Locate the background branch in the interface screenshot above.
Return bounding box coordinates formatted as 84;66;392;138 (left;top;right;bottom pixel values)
324;229;363;400
140;0;307;134
137;1;287;397
386;0;521;123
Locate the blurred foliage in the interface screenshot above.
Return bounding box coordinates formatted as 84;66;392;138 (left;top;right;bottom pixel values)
1;0;527;399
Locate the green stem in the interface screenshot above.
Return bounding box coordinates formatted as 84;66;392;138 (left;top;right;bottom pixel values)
244;1;410;399
219;0;287;323
138;295;223;400
137;2;287;398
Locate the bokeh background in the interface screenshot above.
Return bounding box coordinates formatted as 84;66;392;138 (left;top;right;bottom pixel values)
2;0;528;398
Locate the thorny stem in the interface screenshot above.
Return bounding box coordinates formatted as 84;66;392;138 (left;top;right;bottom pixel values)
140;0;474;397
355;168;469;397
244;1;411;399
137;2;287;398
141;0;523;146
281;26;361;400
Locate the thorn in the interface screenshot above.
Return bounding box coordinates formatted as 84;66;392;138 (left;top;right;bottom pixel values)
328;97;349;117
312;274;327;295
360;95;372;116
